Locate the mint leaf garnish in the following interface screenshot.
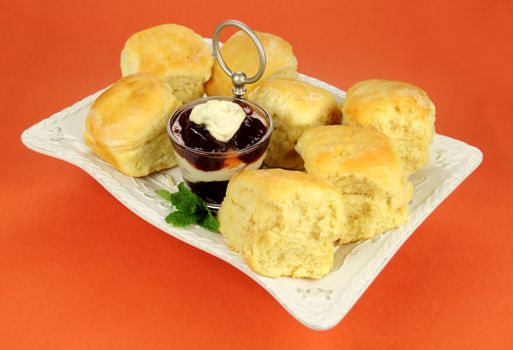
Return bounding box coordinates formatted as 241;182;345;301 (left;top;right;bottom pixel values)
198;212;220;232
156;189;173;201
156;182;220;232
165;211;199;227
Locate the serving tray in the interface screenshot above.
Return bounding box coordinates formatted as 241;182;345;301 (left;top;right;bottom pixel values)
21;46;482;330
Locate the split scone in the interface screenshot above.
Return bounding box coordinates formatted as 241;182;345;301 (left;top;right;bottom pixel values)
121;24;213;103
342;79;436;173
218;169;345;279
296;125;412;243
205;30;297;97
248;77;342;169
84;73;182;177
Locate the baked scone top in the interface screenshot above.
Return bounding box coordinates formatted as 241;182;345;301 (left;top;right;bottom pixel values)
249;77;341;125
85;73;181;150
121;24;213;82
342;79;435;124
342;79;435;173
296;125;407;193
205;31;297;96
225;168;344;203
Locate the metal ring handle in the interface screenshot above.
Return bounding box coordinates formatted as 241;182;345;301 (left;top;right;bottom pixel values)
212;20;266;98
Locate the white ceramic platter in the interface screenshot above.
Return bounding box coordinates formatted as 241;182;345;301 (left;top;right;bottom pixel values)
21;40;482;330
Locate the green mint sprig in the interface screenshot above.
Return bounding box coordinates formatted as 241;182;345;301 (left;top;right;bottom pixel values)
156;182;219;232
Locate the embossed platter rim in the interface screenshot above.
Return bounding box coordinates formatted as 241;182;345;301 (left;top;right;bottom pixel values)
21;39;483;331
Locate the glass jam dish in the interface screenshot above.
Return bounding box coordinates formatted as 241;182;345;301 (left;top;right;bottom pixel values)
167;96;273;210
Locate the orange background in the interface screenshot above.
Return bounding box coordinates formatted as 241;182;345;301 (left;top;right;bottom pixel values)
1;0;512;348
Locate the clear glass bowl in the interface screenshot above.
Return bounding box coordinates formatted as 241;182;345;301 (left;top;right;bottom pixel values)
166;96;273;210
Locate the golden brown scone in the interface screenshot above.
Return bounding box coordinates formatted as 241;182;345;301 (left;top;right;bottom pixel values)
204;30;297;97
84;73;182;177
342;79;435;173
296;125;412;243
218;169;345;279
248;77;341;169
120;24;213;103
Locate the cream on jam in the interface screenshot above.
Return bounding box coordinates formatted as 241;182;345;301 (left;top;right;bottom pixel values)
189;100;246;142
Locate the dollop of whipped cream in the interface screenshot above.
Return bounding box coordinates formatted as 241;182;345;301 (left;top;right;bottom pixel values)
189;100;246;142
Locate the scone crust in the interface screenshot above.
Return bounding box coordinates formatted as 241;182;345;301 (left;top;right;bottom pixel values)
249;78;341;125
84;73;182;177
218;169;345;278
204;31;298;97
342;79;435;173
225;168;344;202
249;77;341;169
296;125;413;243
296;125;406;193
121;23;213;102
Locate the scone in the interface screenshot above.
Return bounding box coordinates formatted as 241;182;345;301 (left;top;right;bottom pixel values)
248;77;341;169
342;79;436;173
120;24;213;103
205;30;297;97
296;125;412;243
218;169;345;279
84;73;182;177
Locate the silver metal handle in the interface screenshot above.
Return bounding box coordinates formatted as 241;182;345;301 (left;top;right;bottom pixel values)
212;20;267;98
